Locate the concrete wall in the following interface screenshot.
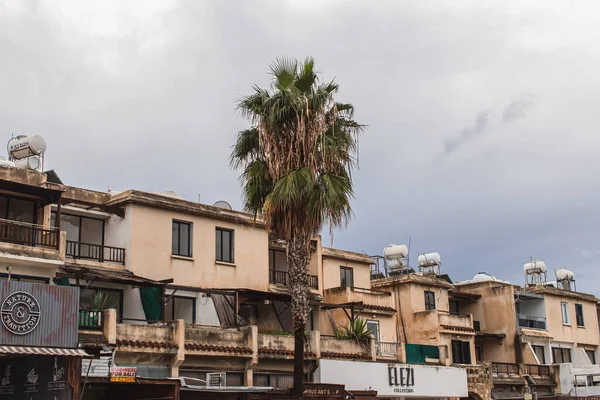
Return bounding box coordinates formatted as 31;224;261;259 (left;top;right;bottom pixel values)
458;282;518;363
544;294;600;346
128;205;270;290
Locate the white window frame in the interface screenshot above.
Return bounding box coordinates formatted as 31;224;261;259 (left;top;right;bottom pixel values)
561;302;570;325
366;320;380;342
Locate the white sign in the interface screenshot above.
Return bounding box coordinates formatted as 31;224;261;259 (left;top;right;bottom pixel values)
315;360;468;398
1;292;41;335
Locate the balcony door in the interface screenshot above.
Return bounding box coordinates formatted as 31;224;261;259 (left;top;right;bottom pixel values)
52;212;105;258
0;195;35;223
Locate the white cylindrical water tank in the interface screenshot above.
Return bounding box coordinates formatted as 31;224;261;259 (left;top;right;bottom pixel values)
418;252;441;267
524;259;547;274
8;135;47;159
556;268;574;281
383;244;409;260
14;156;40;170
387;258;405;269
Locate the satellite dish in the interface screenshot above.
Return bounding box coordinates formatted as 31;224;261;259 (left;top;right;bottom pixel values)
213;200;232;210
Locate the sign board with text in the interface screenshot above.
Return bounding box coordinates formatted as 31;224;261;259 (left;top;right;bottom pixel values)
303;383;344;398
0;281;78;348
315;359;468;398
110;367;137;383
0;355;70;399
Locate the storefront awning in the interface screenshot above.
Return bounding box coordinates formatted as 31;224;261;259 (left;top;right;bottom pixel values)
0;345;90;357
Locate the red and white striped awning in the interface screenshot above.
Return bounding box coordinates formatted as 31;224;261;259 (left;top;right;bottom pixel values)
0;346;90;357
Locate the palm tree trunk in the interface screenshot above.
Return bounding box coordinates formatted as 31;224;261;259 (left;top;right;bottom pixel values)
287;234;310;399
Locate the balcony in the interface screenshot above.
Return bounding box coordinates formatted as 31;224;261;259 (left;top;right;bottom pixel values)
439;312;475;335
66;240;125;265
323;286;394;314
492;362;520;376
0;218;59;249
517;314;546;330
376;341;401;358
269;270;319;290
79;309;102;330
405;343;440;364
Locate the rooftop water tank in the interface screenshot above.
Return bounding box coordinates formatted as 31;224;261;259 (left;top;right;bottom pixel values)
524;259;547;274
472;272;497;282
8;135;47;160
556;268;574;281
383;244;409;260
418;252;441;267
387;258;405;270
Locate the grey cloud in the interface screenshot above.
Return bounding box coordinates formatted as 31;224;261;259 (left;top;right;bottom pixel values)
443;110;490;153
502;96;534;123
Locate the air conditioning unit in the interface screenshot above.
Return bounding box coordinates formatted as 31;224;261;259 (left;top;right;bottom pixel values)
206;372;226;387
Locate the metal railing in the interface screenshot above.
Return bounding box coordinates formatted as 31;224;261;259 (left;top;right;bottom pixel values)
526;364;551;377
66;240;125;264
376;341;401;356
492;362;520;375
0;219;59;249
517;314;546;330
79;309;102;329
269;270;319;289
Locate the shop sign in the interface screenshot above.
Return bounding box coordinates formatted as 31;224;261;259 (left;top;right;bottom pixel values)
0;281;78;348
303;383;344;398
315;359;468;398
1;291;41;335
0;355;69;399
110;367;137;383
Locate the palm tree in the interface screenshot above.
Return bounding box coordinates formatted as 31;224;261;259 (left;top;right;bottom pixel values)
231;57;363;398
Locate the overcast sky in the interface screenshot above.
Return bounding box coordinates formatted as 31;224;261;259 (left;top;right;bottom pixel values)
2;0;600;293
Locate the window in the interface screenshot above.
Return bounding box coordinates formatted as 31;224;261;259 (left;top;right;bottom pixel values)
239;303;258;324
475;345;483;363
586;349;596;365
269;249;287;271
552;347;572;364
450;300;460;315
254;374;294;388
0;195;35;223
575;304;585;327
172;220;192;257
424;291;436;310
79;288;123;319
0;273;49;284
367;320;380;342
51;212;105;244
215;227;234;263
473;321;481;332
340;267;354;287
561;302;570;324
165;296;196;323
451;340;472;364
532;345;546;364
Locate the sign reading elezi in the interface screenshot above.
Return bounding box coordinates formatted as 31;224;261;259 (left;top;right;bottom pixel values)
1;292;41;335
389;366;415;393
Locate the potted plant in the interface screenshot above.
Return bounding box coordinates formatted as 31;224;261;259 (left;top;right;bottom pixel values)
81;291;116;327
336;318;373;346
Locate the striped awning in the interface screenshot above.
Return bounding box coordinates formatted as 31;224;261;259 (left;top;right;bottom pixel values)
0;346;90;357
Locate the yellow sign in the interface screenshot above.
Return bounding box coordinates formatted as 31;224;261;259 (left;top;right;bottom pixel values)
109;367;136;383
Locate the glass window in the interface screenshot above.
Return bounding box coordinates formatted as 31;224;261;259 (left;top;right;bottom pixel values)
80;288;122;318
80;217;103;245
425;291;436;310
239;303;258;325
216;228;234;263
450;301;460;315
172;220;192;257
340;267;354;287
586;349;596;364
575;304;585;327
165;296;195;323
532;345;546;364
552;347;572;364
6;197;35;223
254;374;293;389
561;302;570;324
269;249;287;271
367;320;380;342
452;340;472;364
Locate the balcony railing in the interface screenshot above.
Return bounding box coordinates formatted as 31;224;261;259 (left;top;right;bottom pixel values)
517;314;546;330
492;362;520;375
269;270;318;289
526;364;551;378
66;240;125;264
376;341;400;356
79;309;102;330
0;219;59;249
